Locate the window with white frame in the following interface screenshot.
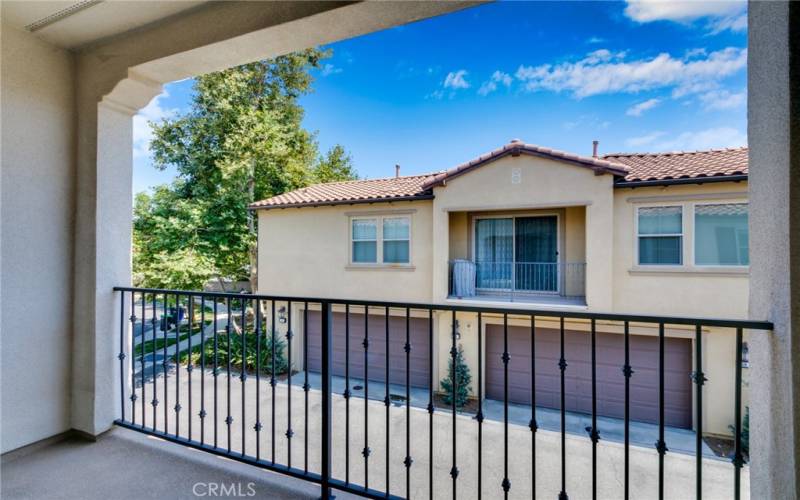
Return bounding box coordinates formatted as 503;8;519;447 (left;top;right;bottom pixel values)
351;218;377;263
694;203;749;266
350;215;411;265
382;217;410;263
637;206;682;265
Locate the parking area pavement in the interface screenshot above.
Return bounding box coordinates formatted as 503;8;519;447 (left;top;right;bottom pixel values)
292;371;715;457
132;366;744;499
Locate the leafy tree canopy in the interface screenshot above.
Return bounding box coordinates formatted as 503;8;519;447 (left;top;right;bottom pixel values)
134;49;357;290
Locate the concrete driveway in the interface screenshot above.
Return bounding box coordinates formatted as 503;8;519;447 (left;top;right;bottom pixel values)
132;366;746;499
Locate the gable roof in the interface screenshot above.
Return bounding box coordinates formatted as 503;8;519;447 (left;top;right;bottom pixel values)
250;143;749;210
421;139;629;189
605;147;748;186
248;173;437;210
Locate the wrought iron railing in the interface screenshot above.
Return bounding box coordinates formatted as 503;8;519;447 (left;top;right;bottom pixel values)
449;260;586;300
114;286;771;500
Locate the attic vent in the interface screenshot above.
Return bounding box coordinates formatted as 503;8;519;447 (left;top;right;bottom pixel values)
25;0;104;32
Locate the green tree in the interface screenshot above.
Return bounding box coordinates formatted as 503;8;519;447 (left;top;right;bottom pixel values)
135;50;357;290
440;344;472;409
313;144;358;183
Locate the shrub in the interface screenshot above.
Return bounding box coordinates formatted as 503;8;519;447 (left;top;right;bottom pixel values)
730;406;750;455
440;344;472;409
177;329;288;375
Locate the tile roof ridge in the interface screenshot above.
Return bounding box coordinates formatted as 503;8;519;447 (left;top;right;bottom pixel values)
603;146;748;158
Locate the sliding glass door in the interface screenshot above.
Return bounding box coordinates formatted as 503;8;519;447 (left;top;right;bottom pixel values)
474;215;558;292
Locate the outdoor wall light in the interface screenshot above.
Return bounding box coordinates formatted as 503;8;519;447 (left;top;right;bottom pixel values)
278;306;287;324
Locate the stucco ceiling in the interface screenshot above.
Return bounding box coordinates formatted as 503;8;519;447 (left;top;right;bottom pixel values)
1;1;207;50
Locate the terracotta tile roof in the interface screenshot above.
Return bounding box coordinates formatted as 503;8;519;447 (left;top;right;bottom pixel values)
249;173;438;209
250;144;749;210
605;147;748;184
421;139;629;189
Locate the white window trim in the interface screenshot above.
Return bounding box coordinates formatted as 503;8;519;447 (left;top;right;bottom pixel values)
348;214;413;267
634;203;685;267
691;201;750;268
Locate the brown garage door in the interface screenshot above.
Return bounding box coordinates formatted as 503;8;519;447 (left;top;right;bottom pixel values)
306;311;430;388
485;324;692;428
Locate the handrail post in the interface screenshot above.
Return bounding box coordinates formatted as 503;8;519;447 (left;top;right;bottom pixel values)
320;301;333;499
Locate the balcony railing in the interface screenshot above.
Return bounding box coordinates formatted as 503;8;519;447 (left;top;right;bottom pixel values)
449;260;586;302
114;286;771;500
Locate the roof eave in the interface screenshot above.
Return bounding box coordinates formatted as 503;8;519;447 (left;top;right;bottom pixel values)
614;174;748;188
249;193;435;211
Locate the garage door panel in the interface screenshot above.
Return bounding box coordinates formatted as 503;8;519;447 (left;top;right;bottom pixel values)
486;324;692;428
306;311;430;388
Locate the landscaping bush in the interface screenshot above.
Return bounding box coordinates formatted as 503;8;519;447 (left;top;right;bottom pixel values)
177;329;288;375
730;406;750;455
440;344;472;409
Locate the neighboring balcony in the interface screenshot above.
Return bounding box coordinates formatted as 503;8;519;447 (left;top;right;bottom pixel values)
448;260;587;307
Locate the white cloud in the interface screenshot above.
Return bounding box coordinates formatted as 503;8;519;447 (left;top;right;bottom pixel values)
626;98;661;116
443;70;470;89
478;70;513;96
587;36;606;44
563;115;611;131
625;131;666;148
625;127;746;151
698;89;746;110
321;64;342;76
624;1;747;34
133;91;177;160
515;46;746;99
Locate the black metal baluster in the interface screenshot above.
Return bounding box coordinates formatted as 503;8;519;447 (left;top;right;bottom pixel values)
200;296;206;445
622;321;633;500
477;312;484;500
271;300;276;463
345;304;351;485
530;315;537;499
152;293;158;431
694;324;706;500
428;308;434;500
501;313;510;498
363;305;371;489
119;292;126;423
163;293;169;434
404;307;412;500
226;296;232;453
303;302;309;474
385;305;391;496
733;327;744;500
241;297;247;456
255;299;262;460
175;293;182;438
130;292;136;426
656;322;667;500
320;301;333;499
558;316;568;500
188;297;193;441
586;318;599;500
286;301;293;467
141;293;146;429
213;298;219;448
450;310;458;500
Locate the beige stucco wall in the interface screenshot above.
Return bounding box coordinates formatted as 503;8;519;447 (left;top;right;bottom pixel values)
257;200;434;303
612;182;749;318
1;22;76;452
431;154;614;309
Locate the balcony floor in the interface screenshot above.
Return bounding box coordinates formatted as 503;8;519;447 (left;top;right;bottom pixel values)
447;292;587;308
1;427;328;500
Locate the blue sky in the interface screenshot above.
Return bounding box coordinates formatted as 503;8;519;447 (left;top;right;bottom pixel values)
133;1;748;193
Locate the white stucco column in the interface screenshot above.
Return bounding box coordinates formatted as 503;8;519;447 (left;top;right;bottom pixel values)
748;1;800;497
431;198;450;303
583;184;615;311
71;72;162;436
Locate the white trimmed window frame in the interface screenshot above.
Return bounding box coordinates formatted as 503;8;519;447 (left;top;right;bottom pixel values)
635;203;685;267
348;214;413;267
